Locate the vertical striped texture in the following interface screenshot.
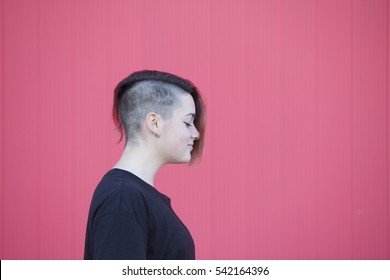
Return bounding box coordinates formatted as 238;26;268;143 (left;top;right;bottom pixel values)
0;0;389;259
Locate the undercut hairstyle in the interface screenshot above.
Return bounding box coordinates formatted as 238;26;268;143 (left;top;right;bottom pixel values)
113;70;206;164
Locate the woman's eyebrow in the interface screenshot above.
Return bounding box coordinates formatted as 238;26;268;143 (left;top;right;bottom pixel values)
185;113;195;118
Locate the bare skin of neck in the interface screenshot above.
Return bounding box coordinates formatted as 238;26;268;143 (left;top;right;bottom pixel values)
113;142;164;187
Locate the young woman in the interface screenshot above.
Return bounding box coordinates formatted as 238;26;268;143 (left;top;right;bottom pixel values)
84;70;206;260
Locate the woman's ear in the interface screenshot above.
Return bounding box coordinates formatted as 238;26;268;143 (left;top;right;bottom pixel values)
145;112;161;137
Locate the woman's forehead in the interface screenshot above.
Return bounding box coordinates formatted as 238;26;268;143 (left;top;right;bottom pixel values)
174;94;196;115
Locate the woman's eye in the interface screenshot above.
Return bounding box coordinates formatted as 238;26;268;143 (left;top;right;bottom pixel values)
184;122;192;127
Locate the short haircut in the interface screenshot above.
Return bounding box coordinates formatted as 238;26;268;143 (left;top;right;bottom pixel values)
113;70;206;164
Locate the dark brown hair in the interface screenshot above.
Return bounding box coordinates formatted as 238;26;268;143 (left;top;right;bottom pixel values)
113;70;206;164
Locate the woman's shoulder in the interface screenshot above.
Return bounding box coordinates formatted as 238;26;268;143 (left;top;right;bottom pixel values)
96;168;150;197
90;169;153;218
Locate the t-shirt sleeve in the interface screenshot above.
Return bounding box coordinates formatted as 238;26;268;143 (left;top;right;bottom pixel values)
90;211;147;260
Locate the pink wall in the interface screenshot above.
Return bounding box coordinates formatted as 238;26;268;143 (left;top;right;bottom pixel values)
0;0;389;259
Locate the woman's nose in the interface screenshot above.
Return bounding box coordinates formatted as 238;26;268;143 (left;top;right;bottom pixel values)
192;127;200;140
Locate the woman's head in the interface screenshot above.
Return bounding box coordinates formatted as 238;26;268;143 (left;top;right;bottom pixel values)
113;70;206;164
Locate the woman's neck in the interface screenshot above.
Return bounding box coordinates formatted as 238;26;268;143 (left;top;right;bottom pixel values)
113;145;164;187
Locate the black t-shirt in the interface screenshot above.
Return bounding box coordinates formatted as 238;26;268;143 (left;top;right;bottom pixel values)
84;168;195;259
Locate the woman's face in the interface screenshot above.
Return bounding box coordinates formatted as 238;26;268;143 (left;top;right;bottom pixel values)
158;94;200;163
